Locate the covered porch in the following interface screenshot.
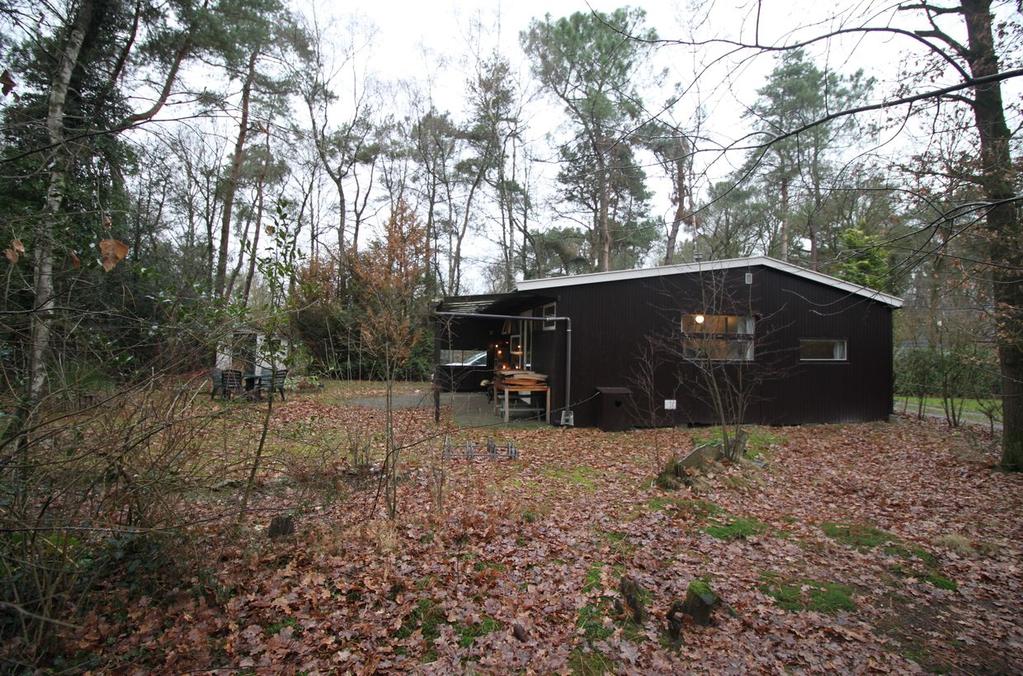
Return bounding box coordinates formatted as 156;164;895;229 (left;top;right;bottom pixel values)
433;292;567;425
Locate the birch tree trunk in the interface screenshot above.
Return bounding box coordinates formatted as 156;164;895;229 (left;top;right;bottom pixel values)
29;0;95;404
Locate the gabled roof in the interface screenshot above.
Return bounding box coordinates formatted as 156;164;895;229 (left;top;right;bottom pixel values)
515;255;903;308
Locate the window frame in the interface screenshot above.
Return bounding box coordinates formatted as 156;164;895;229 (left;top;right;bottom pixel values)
681;313;756;363
440;348;488;366
541;302;557;331
798;338;848;362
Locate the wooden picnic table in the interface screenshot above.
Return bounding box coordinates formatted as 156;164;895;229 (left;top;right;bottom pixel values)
493;381;550;423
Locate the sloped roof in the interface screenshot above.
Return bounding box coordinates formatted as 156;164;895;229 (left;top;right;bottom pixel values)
515;255;903;308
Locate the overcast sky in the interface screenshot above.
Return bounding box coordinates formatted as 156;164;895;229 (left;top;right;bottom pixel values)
280;0;1019;291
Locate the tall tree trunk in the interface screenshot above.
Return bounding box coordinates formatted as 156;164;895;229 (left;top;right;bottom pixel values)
215;47;259;298
336;178;347;259
961;0;1023;469
241;124;272;308
449;162;487;296
597;151;611;272
663;161;687;266
29;0;95;404
779;176;790;261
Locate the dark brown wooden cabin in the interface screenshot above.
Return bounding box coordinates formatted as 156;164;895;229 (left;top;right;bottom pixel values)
434;256;902;429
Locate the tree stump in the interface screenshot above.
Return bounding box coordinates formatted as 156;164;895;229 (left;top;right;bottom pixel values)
618;575;648;624
268;515;295;539
666;600;687;640
680;580;719;626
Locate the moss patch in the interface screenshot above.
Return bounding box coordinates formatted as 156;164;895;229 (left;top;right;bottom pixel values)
473;560;507;574
596;529;635;556
647;496;722;519
692;426;785;459
394;598;446;641
577;602;614;642
265;616;299;635
886;541;957;591
687;579;717;603
543;465;599;489
583;563;604;593
923;573;958;591
885;543;939;568
568;646;613;675
455;616;501;648
760;573;856;613
705;516;766;540
821;522;895;549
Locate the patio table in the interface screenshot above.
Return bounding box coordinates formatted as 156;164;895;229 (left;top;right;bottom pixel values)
243;374;264;399
493;381;550;423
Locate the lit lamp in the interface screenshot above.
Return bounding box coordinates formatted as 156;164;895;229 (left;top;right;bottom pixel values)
694;314;705;325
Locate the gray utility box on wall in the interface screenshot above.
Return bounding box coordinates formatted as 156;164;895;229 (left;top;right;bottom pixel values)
595;386;633;432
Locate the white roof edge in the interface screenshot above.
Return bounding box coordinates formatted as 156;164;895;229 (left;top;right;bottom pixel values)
515;256;903;308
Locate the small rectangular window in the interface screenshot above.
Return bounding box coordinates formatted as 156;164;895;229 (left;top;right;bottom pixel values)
800;339;847;361
542;302;557;331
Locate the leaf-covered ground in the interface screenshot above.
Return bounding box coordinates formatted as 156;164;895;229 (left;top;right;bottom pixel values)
60;387;1023;673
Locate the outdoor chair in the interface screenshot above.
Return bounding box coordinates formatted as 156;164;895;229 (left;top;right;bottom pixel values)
221;369;243;400
209;368;223;399
268;369;288;401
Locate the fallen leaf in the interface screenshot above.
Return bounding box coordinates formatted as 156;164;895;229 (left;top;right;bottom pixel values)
99;239;128;272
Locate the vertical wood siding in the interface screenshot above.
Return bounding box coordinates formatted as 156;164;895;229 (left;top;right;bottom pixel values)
527;264;894;427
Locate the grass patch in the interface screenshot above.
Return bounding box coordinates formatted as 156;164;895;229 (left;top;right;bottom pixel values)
923;573;958;591
577;602;614;642
455;616;501;648
543;465;599;489
692;426;786;459
646;496;722;519
896;396;1001;419
575;589;647;647
887;558;958;592
394;598;446;642
504;477;540;491
885;543;939;568
705;516;766;540
265;616;299;635
568;646;613;675
596;530;635;556
881;537;958;592
473;560;507;573
583;563;604;593
821;522;895;549
760;573;855;613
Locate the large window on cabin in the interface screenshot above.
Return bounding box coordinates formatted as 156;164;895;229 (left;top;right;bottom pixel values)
441;349;488;366
681;314;755;362
799;339;847;361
